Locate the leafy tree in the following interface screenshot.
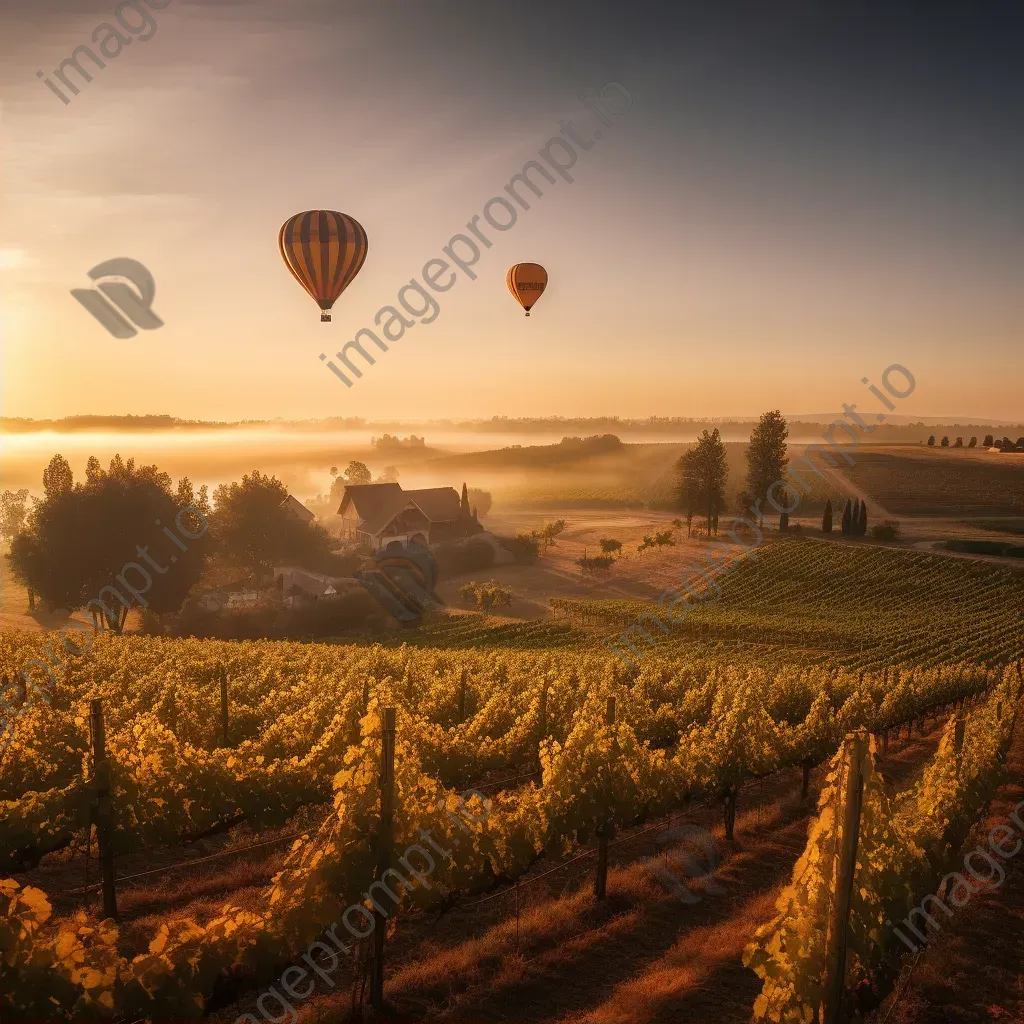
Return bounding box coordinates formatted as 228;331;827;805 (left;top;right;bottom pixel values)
468;488;492;518
0;489;30;544
968;437;977;448
822;499;833;534
1017;437;1024;450
678;428;728;537
599;538;622;555
741;410;789;510
984;434;994;447
927;435;935;447
373;466;400;484
210;471;332;578
330;467;338;478
344;461;372;486
841;499;852;535
940;436;950;448
9;454;209;631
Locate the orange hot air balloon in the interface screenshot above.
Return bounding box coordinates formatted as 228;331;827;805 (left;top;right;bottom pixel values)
506;262;548;316
278;210;368;322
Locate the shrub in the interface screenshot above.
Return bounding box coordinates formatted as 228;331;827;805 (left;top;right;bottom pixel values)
599;538;622;555
497;532;540;564
434;537;495;579
577;553;615;572
870;520;901;541
968;437;977;448
178;589;386;639
927;435;935;446
953;437;963;448
459;579;513;614
940;436;950;447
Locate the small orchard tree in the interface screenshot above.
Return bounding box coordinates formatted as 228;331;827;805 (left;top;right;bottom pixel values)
968;437;977;448
953;437;963;448
927;435;935;446
984;434;994;447
535;519;566;553
940;436;950;447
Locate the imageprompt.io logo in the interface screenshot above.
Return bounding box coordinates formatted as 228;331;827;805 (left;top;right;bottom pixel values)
71;258;164;338
642;823;725;903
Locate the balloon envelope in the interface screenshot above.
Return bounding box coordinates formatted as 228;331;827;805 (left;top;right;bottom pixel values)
506;263;548;316
279;210;368;321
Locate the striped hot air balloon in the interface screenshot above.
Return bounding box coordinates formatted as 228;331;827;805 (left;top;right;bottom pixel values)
278;210;368;322
506;262;548;316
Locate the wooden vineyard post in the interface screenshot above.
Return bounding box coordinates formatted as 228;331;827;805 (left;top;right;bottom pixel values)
220;666;230;748
594;696;615;900
89;699;118;921
724;785;738;841
822;732;867;1024
370;707;396;1011
800;760;812;802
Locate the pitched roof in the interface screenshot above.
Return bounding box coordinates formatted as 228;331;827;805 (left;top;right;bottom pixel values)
338;483;464;535
338;483;414;535
406;487;463;523
280;494;316;524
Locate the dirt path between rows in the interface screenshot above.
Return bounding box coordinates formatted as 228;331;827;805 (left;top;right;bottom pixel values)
870;722;1024;1024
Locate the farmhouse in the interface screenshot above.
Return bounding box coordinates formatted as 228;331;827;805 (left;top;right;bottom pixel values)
337;482;481;550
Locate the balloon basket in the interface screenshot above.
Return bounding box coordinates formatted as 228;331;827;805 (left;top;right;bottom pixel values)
321;313;331;323
525;311;531;317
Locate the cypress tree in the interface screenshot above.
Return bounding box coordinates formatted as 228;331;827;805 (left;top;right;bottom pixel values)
841;499;852;535
822;499;833;534
859;500;868;536
461;482;470;515
779;511;789;533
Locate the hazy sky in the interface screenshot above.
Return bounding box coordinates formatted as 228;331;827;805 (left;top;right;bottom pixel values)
2;1;1024;422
